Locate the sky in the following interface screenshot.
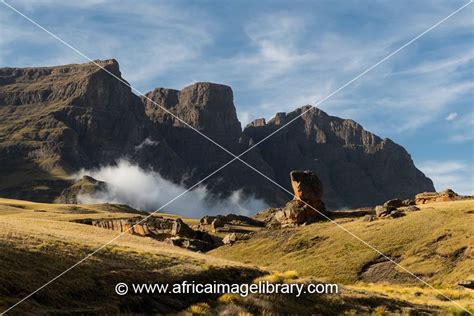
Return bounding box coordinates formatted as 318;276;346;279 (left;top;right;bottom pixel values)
1;0;473;194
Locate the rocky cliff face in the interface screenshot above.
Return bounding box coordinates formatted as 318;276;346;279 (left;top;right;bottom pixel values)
0;60;434;209
0;59;187;201
243;106;434;208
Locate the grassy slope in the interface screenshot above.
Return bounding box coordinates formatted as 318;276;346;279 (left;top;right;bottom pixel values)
0;198;261;315
1;198;473;314
211;200;473;285
210;200;474;312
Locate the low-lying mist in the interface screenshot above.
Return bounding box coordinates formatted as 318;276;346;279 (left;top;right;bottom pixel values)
75;160;267;217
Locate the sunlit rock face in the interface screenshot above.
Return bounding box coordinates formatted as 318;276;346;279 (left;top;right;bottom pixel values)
415;189;460;205
275;170;326;226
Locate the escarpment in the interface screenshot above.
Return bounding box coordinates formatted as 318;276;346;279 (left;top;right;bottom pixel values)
0;59;434;209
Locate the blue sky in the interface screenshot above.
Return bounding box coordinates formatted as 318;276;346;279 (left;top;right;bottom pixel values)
1;0;473;194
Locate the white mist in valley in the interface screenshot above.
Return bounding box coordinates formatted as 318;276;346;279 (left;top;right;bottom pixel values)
75;160;267;217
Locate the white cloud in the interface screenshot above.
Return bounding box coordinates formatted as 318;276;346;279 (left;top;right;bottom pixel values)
134;138;160;151
214;3;474;133
445;112;458;121
0;1;214;90
75;160;267;217
445;112;474;143
418;160;474;195
447;134;474;143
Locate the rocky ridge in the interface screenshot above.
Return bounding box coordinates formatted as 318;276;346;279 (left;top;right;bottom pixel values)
77;216;217;251
0;59;435;209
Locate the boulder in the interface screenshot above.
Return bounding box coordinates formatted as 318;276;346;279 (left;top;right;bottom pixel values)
458;280;474;290
402;199;416;206
166;237;214;252
200;215;216;225
275;171;326;226
290;170;325;212
415;189;459;205
275;200;309;225
383;198;404;208
388;210;405;218
362;215;376;222
375;205;395;217
222;233;237;245
200;214;265;228
404;206;420;212
172;218;196;238
211;218;224;231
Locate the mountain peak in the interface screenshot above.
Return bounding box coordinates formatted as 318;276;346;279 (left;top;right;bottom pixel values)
143;81;241;142
0;58;434;209
179;82;233;111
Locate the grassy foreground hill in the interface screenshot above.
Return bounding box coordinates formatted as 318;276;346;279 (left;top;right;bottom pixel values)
0;198;262;314
211;200;474;312
211;200;473;285
0;198;473;314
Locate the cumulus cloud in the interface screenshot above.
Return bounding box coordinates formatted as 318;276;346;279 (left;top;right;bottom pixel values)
74;160;267;217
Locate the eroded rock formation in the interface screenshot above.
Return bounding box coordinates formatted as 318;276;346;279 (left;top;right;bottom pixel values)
275;170;326;226
289;170;325;211
83;216;216;251
415;189;460;205
199;214;265;228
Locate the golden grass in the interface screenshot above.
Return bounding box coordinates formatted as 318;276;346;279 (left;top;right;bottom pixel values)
207;275;451;315
0;198;262;314
210;200;474;287
348;283;474;314
0;197;198;225
253;270;300;283
1;198;472;314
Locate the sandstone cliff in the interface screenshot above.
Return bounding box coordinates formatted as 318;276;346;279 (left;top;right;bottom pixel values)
0;59;434;209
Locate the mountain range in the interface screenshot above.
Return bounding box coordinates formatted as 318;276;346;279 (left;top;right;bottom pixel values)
0;59;434;209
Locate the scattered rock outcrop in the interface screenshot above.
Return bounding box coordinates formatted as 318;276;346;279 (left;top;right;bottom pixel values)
374;205;405;219
275;170;326;226
383;199;404;208
83;216;216;251
222;233;238;245
458;280;474;290
372;197;418;220
403;205;420;212
415;189;460;205
375;205;395;217
402;199;416;206
200;214;265;228
197;214;265;236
